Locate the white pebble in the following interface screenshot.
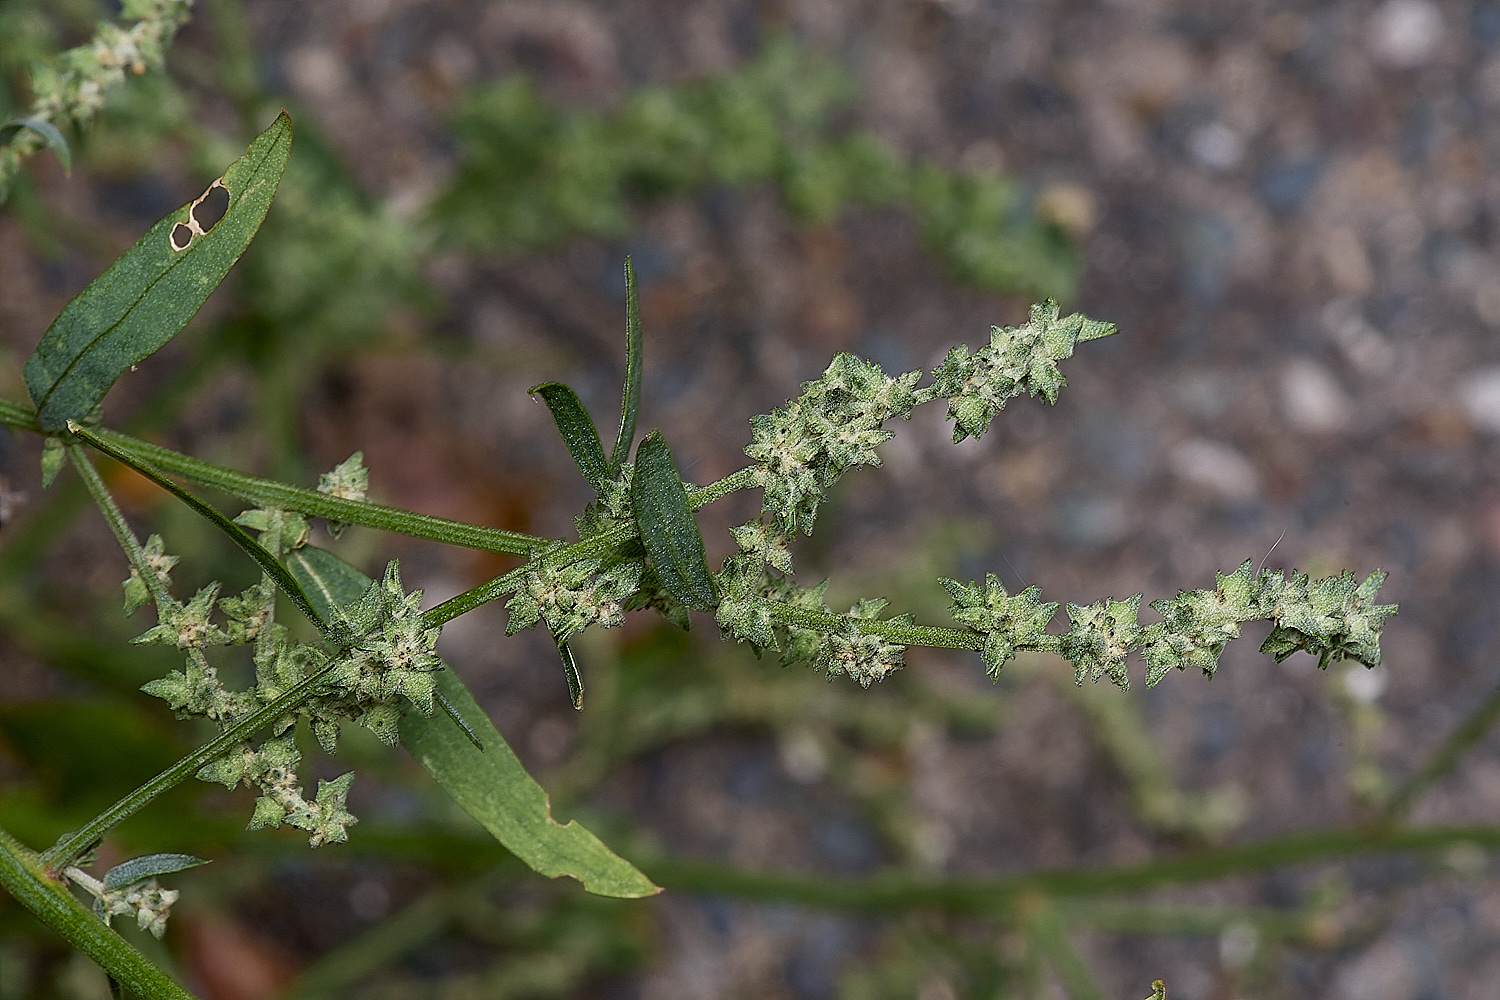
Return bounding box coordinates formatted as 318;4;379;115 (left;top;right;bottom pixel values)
1368;0;1444;69
1458;367;1500;432
1189;123;1244;171
1343;663;1389;705
1169;438;1260;502
1282;360;1353;434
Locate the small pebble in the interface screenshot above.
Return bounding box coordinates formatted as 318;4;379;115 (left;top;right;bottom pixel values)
1343;663;1389;704
1188;122;1244;171
1169;438;1260;502
1333;938;1419;1000
1322;300;1395;374
1282;360;1353;434
1369;0;1444;68
1457;367;1500;432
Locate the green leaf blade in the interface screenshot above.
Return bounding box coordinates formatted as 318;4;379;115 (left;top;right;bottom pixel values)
404;669;658;898
631;430;717;612
101;853;209;891
530;382;609;492
610;256;644;474
25;112;293;431
288;546;658;899
287;545;374;620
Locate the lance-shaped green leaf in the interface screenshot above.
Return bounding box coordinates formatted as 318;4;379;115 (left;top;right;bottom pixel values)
610;256;643;474
558;639;584;709
530;382;609;492
288;545;658;899
631;430;717;612
25;111;293;431
0;828;200;1000
102;853;209;891
287;545;374;623
406;668;658;898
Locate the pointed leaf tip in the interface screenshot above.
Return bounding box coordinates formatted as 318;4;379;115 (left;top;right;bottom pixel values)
611;257;644;474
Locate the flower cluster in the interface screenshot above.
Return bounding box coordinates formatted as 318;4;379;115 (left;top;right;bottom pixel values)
941;574;1061;676
744;353;921;535
506;550;644;641
715;555;910;686
923;299;1116;442
100;879;179;939
198;735;356;847
574;462;635;538
714;554;815;653
2;0;194;197
317;450;369;538
121;533;178;616
315;561;446;747
814;599;911;688
134;487;450;846
1259;567;1394;670
944;560;1396;691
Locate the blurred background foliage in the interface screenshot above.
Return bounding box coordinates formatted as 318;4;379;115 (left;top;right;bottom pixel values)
3;0;1499;998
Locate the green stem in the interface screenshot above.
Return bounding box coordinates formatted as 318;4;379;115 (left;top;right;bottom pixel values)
66;442;174;609
687;467;759;508
0;396;39;431
39;664;336;872
90;424;547;556
641;823;1500;915
1383;672;1500;821
1026;903;1105;1000
0;395;548;556
0;827;198;1000
421;468;763;627
762;599;982;649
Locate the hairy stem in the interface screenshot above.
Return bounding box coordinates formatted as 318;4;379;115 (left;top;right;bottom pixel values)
0;396;547;555
762;599;982;649
421;467;762;627
65;443;174;609
0;828;198;1000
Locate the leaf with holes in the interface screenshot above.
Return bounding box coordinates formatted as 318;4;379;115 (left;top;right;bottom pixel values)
25;112;292;431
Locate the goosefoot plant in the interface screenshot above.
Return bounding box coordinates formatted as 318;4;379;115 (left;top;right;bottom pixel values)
0;114;1395;998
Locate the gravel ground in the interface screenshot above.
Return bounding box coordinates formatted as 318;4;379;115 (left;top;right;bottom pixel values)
9;0;1500;997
